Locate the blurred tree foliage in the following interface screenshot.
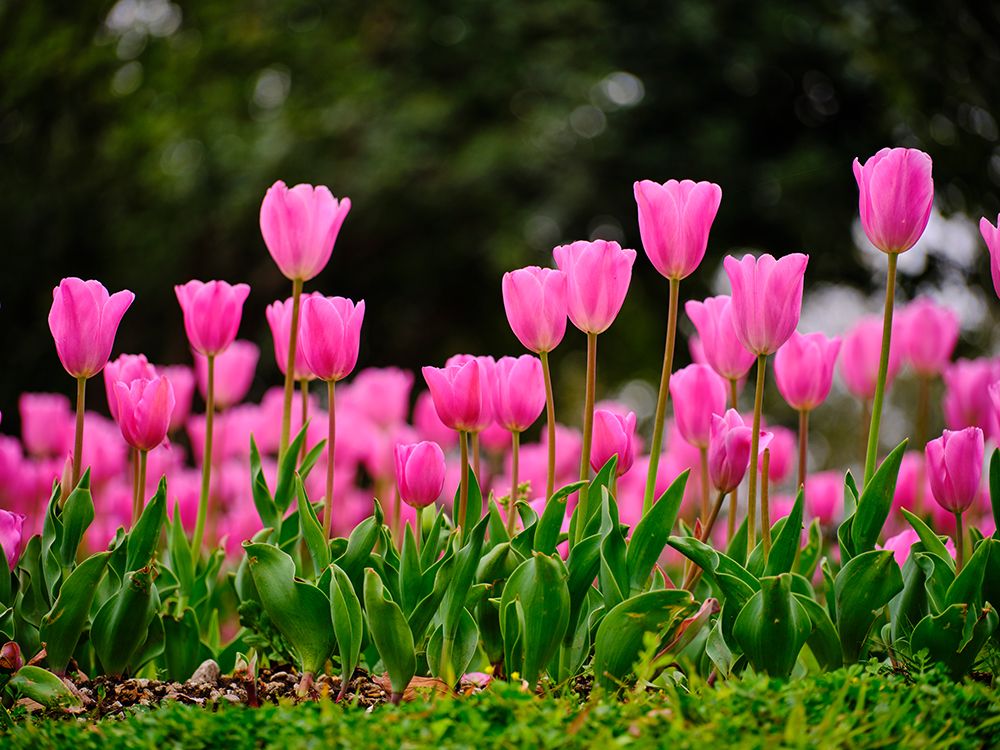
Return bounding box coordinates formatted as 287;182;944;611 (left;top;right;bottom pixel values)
1;0;999;422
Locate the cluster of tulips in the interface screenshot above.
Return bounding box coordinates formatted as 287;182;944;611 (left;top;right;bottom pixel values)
0;146;999;711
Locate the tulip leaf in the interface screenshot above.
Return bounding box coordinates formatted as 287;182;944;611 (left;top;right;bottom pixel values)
899;508;955;572
363;568;415;702
598;489;628;610
564;533;601;636
125;477;166;573
427;608;479;680
249;437;279;530
333;500;384;593
244;542;334;675
913;551;953;615
668;535;759;592
162;607;207;682
39;551;110;673
440;514;488;656
794;593;842;671
911;603;998;679
834;549;903;664
294;475;330;576
330;564;363;697
8;665;81;708
734;573;811;677
990;448;1000;537
92;566;160;675
534;481;585;555
299;439;327;483
795;519;823;579
764;488;804;576
407;552;455;644
726;515;749;567
851;440;907;554
58;471;94;569
167;513;194;595
946;537;995;608
626;470;688;594
274;425;310;514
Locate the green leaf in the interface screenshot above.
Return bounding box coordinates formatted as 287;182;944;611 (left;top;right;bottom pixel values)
295;475;331;575
440;514;488;669
274;425;310;514
734;573;811;677
162;607;205;681
427;609;479;680
668;535;759;592
330;564;362;698
249;437;279;530
726;515;749;567
946;537;995;607
39;551;110;673
407;552;455;644
795;519;823;579
125;477;166;573
8;666;81;708
564;533;601;636
834;549;903;664
626;470;688;594
167;513;194;595
244;542;334;675
91;566;159;675
363;568;415;701
333;501;384;593
911;603;999;679
794;593;842;671
598;489;628;610
59;471;94;569
900;508;955;572
571;456;617;539
592;589;695;689
764;488;804;576
534;481;585;555
990;448;1000;537
851;440;907;553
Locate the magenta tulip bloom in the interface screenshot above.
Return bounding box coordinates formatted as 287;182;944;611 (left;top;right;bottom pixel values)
0;509;26;569
925;427;984;514
774;331;841;411
553;240;636;334
759;425;795;484
685;296;755;383
174;280;250;357
413;391;458;449
48;277;134;379
708;410;768;493
299;295;365;382
501;267;568;353
104;354;157;420
805;471;842;527
421;358;492;433
349;368;415;428
897;298;959;377
160;365;195;433
669;364;728;448
839;316;903;401
492;355;545;433
19;393;73;458
882;529;955;567
853;148;933;255
590;409;636;476
724;253;809;356
980;215;1000;298
445;355;496;433
195;340;260;409
266;295;318;381
114;376;176;453
259;181;352;282
394;441;447;509
634;179;722;280
942;358;999;432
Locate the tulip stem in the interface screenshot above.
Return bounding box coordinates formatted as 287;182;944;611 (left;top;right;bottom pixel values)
300;379;310;463
279;277;304;459
642;277;681;517
746;354;767;560
914;375;931;515
954;511;965;572
457;431;469;541
682;490;728;590
797;409;809;491
472;433;481;490
699;446;709;525
727;378;739;544
133;450;148;526
761;447;772;559
575;332;598;544
540;350;557;502
325;379;337;539
415;506;424;552
863;253;897;487
192;354;214;553
71;376;86;488
507;432;520;536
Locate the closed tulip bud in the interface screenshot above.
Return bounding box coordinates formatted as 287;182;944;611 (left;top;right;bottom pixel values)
349;368;415;428
925;427;984;514
445;355;496;433
670;364;728;448
804;471;843;527
114;376;176;453
104;354;157;420
394;441;447;508
19;393;73;458
590;409;636;476
0;641;23;671
708;410;771;493
853;148;933;255
421;358;491;432
266;295;317;381
174;280;250;357
897;298;959;377
48;277;134;379
299;295;365;382
501;266;568;353
160;365;195;433
259;181;352;282
553;240;636;334
195;340;259;409
839;315;903;401
942;358;999;432
979;215;1000;299
492;355;545;433
724;253;809;356
0;509;26;569
685;296;756;382
774;331;841;411
634;179;722;280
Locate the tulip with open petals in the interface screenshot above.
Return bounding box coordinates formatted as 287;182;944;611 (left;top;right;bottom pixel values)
19;393;73;458
634;179;722;280
685;296;755;387
174;280;250;358
104;354;157;421
590;409;636;477
350;368;414;429
422;359;491;434
926;426;983;570
724;253;809;357
853;148;933;255
195;340;259;410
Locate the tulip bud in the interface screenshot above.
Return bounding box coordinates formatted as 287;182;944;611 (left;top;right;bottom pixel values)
774;331;841;412
897;298;959;377
708;410;771;493
925;427;984;514
979;214;1000;299
553;240;636;334
266;295;318;381
298;295;365;382
853;147;933;255
634;178;722;280
669;364;727;448
492;355;545;433
942;358;999;433
0;641;23;672
0;509;26;569
421;358;491;433
48;277;135;379
724;253;809;356
685;296;755;382
394;441;447;508
590;409;637;477
502;267;568;354
103;354;158;421
114;376;176;453
19;393;73;458
174;280;250;357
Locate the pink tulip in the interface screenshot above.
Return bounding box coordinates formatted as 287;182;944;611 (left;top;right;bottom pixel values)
479;422;511;453
882;528;955;567
853;148;933;254
174;280;250;357
634;179;722;280
926;427;984;514
590;409;636;476
266;295;317;381
348;368;414;428
48;277;134;379
160;365;195;433
804;471;842;527
0;509;26;569
79;413;128;484
298;295;365;382
553;240;636;334
942;358;999;432
979;214;1000;298
394;441;447;508
421;358;492;432
502;267;568;353
195;340;259;409
839;315;903;401
19;393;73;458
669;364;727;448
114;376;176;453
758;425;795;485
724;253;809;356
259;180;352;282
492;355;545;433
897;298;959;377
414;391;458;449
708;410;769;493
104;354;157;421
685;296;755;383
541;424;584;484
445;355;496;433
892;451;932;519
774;331;841;411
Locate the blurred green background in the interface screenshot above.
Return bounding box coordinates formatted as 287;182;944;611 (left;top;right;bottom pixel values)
2;0;1000;447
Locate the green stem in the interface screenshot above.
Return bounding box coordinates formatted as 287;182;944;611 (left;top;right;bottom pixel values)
415;506;424;553
682;490;728;591
325;380;336;538
746;354;767;560
507;431;520;536
279;277;304;459
300;379;310;463
457;431;469;541
914;375;931;515
71;376;86;488
192;355;215;552
761;447;772;559
540;350;557;502
727;377;739;543
575;332;598;544
954;511;965;572
642;277;681;517
472;433;481;491
797;409;809;491
699;446;709;526
133;450;148;526
863;253;897;487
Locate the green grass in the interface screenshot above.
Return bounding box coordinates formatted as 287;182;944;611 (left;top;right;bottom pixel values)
4;666;999;749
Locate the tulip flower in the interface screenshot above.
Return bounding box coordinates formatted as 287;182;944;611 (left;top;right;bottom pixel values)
685;296;755;400
502;266;568;502
724;252;808;557
0;509;26;570
350;368;414;429
413;391;457;450
704;410;772;545
19;393;73;458
103;354;157;421
49;277;135;485
299;294;365;537
774;331;841;486
839;316;903;402
853;148;934;486
804;471;842;528
926;427;984;570
590;408;637;478
445;354;496;484
160;365;195;433
980;214;1000;299
260;181;351;458
195;340;259;410
114;376;176;524
394;441;446;547
942;358;999;434
882;528;955;567
670;364;727;522
266;295;316;380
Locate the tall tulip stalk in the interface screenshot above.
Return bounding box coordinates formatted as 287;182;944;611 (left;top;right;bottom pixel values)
853;148;933;486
